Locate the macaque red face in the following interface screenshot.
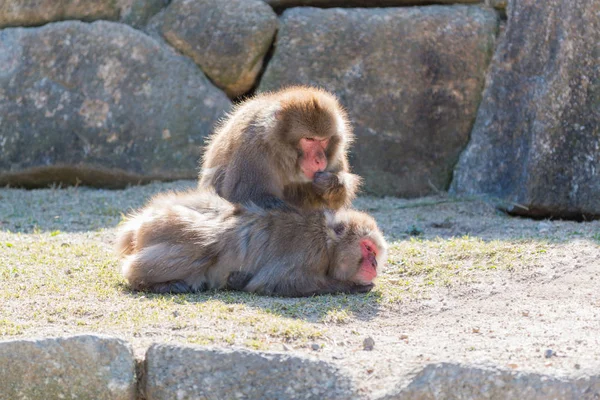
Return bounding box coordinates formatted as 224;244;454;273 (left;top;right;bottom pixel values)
299;137;330;180
333;236;382;286
354;239;379;284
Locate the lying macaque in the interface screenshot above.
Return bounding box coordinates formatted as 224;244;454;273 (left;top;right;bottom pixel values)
116;190;387;297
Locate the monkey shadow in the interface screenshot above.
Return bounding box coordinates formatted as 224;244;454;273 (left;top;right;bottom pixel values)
117;283;382;323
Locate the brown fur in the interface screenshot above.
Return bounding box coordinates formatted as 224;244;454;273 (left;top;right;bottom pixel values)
199;86;361;210
116;190;387;297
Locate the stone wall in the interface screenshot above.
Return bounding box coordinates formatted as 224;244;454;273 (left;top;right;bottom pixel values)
0;335;597;400
450;0;600;219
0;0;598;218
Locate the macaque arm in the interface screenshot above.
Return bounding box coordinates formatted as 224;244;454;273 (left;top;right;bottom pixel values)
146;281;195;294
279;278;374;297
226;271;373;297
221;148;286;209
284;171;361;210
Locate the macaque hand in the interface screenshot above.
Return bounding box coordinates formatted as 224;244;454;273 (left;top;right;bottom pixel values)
346;283;375;294
226;271;254;291
312;171;342;197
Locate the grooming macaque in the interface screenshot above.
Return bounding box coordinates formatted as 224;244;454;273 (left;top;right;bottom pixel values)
116;190;387;297
199;86;360;210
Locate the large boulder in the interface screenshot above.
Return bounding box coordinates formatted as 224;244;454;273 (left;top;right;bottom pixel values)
264;0;480;8
0;0;118;28
0;0;168;29
143;344;356;399
384;363;600;400
263;0;507;11
450;0;600;219
0;335;136;400
119;0;170;29
0;21;231;189
485;0;507;10
259;6;498;197
156;0;277;98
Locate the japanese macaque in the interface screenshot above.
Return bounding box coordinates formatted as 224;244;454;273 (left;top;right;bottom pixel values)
199;86;361;210
116;190;387;297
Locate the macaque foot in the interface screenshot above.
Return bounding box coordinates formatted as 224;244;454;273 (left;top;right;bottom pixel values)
226;272;254;291
312;171;341;196
346;283;375;294
147;280;193;294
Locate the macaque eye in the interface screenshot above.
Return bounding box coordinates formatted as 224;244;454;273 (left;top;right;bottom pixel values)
365;245;372;253
333;224;345;236
305;137;316;142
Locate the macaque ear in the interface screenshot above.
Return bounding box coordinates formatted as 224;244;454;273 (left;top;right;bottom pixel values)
333;223;346;236
260;104;283;130
269;104;282;121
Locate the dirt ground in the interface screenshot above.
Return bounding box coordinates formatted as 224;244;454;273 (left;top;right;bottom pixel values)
1;181;598;396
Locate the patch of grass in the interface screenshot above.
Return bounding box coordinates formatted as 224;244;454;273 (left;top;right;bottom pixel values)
406;224;424;237
378;236;548;303
0;319;27;335
188;335;216;346
0;230;331;349
322;308;351;324
245;339;267;351
264;320;323;342
0;228;553;348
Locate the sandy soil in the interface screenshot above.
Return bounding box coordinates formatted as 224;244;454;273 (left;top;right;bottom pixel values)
329;197;600;396
343;238;599;396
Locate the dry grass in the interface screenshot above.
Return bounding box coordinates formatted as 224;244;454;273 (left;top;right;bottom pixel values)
1;181;598;352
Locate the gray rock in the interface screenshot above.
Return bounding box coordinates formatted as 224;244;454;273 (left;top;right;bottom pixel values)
450;0;600;218
263;0;508;11
119;0;170;29
0;0;119;28
159;0;277;97
144;344;357;400
260;6;497;197
264;0;481;8
0;335;136;400
0;21;231;189
384;363;600;399
0;0;168;29
485;0;507;10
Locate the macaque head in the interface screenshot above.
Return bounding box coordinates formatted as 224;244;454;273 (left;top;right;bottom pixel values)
272;87;352;182
325;210;388;285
